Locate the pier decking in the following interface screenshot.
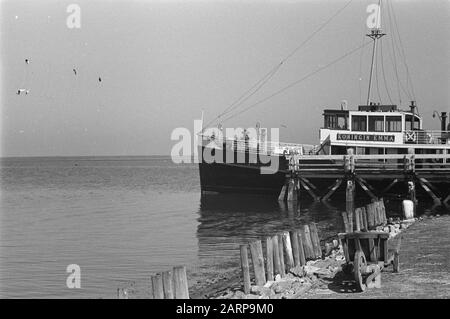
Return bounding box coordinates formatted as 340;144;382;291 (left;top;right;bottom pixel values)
281;152;450;206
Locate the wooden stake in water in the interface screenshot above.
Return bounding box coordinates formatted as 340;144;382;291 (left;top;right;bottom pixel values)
173;266;189;299
277;234;286;276
282;231;294;269
117;288;128;299
151;273;164;299
249;240;266;286
265;237;274;281
341;212;349;233
309;223;322;258
290;230;300;267
239;245;251;294
355;208;361;232
301;225;315;260
361;206;368;231
162;270;174;299
272;235;282;277
297;231;306;266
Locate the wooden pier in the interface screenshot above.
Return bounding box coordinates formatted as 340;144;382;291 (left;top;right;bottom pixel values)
279;150;450;208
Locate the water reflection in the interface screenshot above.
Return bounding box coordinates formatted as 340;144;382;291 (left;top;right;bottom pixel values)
195;194;345;267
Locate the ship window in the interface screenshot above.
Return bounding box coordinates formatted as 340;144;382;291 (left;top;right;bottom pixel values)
337;115;348;129
324;115;337;129
369;116;384;132
324;114;348;129
352;115;367;131
405;115;420;130
386;116;401;132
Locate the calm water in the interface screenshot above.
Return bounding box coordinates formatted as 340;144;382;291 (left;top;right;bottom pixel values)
0;156;445;298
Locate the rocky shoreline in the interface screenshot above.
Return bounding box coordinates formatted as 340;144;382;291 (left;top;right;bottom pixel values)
198;215;426;299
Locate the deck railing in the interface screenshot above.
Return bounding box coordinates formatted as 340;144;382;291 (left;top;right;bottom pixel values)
199;134;319;156
403;130;450;145
286;153;450;173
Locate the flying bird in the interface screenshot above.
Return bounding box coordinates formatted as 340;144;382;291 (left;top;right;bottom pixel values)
16;89;29;95
73;68;77;75
98;77;102;82
25;59;29;64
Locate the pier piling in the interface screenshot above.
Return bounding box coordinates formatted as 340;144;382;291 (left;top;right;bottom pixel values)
282;231;294;269
151;273;164;299
173;266;189;299
309;223;322;258
296;231;307;266
239;245;251;294
290;230;301;267
265;237;274;281
277;234;286;276
249;240;266;286
272;235;283;277
117;288;128;299
162;270;174;299
301;225;315;260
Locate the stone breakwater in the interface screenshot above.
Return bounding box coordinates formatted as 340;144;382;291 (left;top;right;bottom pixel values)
213;216;420;299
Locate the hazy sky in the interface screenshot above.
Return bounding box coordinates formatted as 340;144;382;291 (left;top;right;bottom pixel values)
1;0;449;156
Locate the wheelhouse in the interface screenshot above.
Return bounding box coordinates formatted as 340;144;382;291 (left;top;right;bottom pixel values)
319;103;448;155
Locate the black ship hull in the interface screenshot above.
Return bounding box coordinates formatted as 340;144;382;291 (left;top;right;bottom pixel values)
198;145;287;196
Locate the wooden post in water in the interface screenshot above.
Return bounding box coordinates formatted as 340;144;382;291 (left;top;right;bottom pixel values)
379;199;387;224
341;212;349;233
290;230;301;267
162;270;174;299
265;237;274;282
301;225;315;260
151;273;164;299
282;231;294;269
117;288;128;299
249;240;266;286
347;209;354;232
296;231;306;266
278;181;288;202
375;201;381;226
366;203;375;229
309;223;322;258
173;266;189;299
361;207;368;231
287;178;297;202
272;235;282;277
277;234;286;276
355;208;361;231
240;245;251;294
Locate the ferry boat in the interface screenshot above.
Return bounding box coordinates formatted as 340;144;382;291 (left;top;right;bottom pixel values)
198;2;450;202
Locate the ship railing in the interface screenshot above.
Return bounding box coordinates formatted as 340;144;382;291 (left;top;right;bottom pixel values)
403;130;450;145
199;134;319;156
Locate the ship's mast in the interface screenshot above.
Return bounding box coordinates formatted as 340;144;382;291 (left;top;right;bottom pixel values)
366;2;386;105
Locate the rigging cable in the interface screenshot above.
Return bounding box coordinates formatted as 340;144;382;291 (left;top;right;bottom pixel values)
220;40;373;123
380;39;393;104
388;0;416;102
386;0;409;104
203;0;355;129
358;32;366;105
